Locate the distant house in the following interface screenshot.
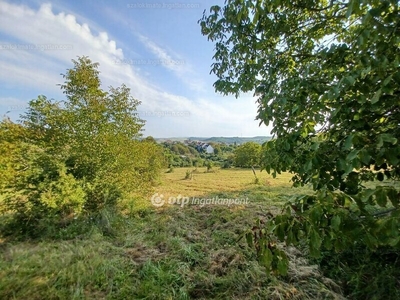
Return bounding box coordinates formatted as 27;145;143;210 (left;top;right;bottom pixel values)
203;144;214;154
189;140;214;154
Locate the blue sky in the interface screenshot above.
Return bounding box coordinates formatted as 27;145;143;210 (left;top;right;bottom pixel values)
0;0;273;137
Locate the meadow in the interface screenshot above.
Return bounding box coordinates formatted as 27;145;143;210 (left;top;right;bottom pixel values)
0;168;344;299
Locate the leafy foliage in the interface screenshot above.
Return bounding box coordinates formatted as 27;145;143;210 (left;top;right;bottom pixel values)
234;141;262;167
200;0;400;297
0;137;85;236
0;57;163;237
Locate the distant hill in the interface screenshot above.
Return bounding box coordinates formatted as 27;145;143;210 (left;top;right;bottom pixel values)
154;137;188;143
155;136;272;145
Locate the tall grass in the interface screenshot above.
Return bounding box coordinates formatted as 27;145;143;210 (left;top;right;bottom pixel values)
0;168;344;299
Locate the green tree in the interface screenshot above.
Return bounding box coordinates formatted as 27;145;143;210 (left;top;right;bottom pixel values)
1;57;163;235
205;160;214;172
214;144;221;155
234;142;261;168
0;120;86;235
192;158;204;167
21;57;149;208
144;136;157;143
201;0;400;297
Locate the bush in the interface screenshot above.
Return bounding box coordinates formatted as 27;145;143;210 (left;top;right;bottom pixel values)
205;161;213;172
319;246;400;299
221;161;232;169
184;170;193;180
82;180;122;212
1;143;85;236
0;57;164;238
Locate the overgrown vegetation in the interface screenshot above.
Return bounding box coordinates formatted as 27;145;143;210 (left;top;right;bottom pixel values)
0;169;344;299
234;142;262;168
0;56;164;238
2;0;399;297
200;0;400;298
161;139;266;170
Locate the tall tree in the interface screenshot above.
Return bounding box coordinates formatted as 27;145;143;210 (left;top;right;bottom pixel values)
234;141;261;167
21;58;148;196
200;0;400;294
1;57;163;235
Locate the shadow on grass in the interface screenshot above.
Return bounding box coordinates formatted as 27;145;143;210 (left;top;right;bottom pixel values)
0;187;344;300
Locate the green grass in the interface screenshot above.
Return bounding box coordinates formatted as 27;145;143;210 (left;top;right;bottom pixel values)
0;168;344;299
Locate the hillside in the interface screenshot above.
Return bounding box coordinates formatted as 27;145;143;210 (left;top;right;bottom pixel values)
155;136;272;145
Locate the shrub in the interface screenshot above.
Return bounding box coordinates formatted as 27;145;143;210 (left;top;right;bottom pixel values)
0;57;164;238
184;170;193;180
1;142;85;236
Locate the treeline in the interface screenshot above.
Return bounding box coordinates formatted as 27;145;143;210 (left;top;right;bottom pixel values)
160;141;230;168
159;140;264;169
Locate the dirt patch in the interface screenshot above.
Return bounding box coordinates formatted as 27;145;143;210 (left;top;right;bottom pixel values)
124;245;164;265
209;249;246;276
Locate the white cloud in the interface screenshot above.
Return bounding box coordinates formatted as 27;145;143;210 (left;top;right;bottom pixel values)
0;1;270;137
0;96;27;110
136;34;206;92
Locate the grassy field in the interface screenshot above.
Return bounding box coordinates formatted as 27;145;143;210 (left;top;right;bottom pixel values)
0;168;344;299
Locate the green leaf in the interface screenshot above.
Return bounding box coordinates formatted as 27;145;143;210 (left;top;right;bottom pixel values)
309;228;322;258
260;247;273;269
388;236;400;247
346;0;354;18
331;215;341;231
334;238;346;252
286;229;295;246
276;223;286;241
382;75;393;86
387;188;399;208
324;236;333;250
346;149;359;162
246;232;254;248
371;89;382;104
343;135;354;150
252;9;260;25
365;233;378;250
369;8;382;17
344;75;355;86
305;160;312;171
276;250;289;275
360;189;375;203
375;188;387;207
359;149;371;165
380;134;397;145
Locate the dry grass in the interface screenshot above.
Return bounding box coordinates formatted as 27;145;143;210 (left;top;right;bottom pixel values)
0;167;344;299
156;167;294;199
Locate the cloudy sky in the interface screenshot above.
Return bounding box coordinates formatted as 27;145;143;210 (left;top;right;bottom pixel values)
0;0;273;138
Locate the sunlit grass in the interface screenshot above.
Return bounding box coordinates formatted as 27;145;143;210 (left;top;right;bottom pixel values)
0;167;342;299
158;167;293;194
